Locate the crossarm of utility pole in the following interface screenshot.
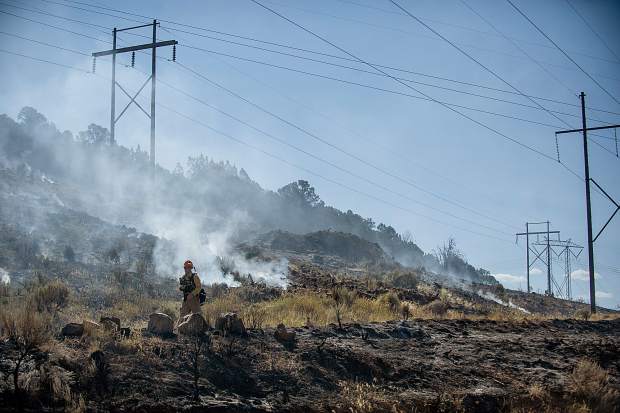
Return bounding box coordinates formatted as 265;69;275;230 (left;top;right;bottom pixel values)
92;40;177;57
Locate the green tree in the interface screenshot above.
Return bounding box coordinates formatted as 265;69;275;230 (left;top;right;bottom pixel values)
78;123;110;145
278;180;324;208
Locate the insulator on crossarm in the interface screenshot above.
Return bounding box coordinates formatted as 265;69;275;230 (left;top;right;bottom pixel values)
131;51;135;68
92;57;96;74
172;44;176;62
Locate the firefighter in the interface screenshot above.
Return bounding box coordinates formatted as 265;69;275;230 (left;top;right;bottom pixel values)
179;260;202;319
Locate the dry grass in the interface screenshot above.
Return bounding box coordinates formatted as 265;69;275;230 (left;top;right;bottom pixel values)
567;359;620;412
332;381;404;413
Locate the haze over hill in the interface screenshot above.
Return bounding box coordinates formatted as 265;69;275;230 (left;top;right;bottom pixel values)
0;107;494;285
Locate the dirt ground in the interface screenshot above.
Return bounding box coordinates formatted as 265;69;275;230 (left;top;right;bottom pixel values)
3;317;617;412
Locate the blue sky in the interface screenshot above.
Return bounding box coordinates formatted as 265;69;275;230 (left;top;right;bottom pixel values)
0;0;618;308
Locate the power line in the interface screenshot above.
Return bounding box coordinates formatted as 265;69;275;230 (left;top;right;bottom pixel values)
392;0;619;163
564;0;620;63
176;44;610;134
157;102;514;244
505;0;620;106
458;0;576;97
389;1;592;151
158;75;513;235
4;1;619;133
261;0;620;69
173;60;519;232
7;21;613;222
159;28;618;126
25;0;620;115
0;30;90;56
1;44;517;241
321;0;620;67
182;33;512;210
0;9;108;44
5;5;616;167
247;0;585;180
0;47;90;72
4;2;619;129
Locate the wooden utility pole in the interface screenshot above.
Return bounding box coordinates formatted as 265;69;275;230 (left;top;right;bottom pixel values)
93;20;177;166
555;92;620;313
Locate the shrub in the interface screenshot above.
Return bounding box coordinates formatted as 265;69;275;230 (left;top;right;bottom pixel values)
385;271;420;290
574;308;591;321
243;304;267;329
425;300;448;317
568;359;613;406
30;279;70;314
182;333;211;401
0;306;50;394
401;303;411;321
159;303;178;321
377;292;401;313
332;287;355;329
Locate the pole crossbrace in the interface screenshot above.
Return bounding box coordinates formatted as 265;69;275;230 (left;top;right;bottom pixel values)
115;77;152;123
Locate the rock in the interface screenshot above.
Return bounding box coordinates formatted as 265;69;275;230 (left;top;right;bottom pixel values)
100;316;121;331
274;323;296;344
147;313;174;336
100;319;119;332
214;312;246;336
119;327;131;338
82;320;101;335
62;323;84;337
178;313;210;336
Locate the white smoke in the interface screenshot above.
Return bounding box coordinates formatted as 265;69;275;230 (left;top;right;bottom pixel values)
146;203;288;286
0;268;10;284
478;290;530;314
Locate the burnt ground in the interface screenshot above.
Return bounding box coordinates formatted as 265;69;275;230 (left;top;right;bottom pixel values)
3;317;618;412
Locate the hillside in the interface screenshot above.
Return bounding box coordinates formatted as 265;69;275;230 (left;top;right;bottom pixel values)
0;107;491;284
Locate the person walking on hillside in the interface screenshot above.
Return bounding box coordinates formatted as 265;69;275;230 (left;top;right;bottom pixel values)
179;260;202;319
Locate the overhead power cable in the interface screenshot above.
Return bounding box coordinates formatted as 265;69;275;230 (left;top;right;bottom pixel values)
175;44;616;135
396;0;619;162
25;0;620;114
156;29;618;126
175;32;515;209
0;9;108;44
458;0;576;97
247;0;585;181
336;0;619;66
505;0;620;106
564;0;620;63
157;102;513;244
173;60;519;232
0;48;90;72
157;75;513;235
3;2;619;128
0;30;90;56
0;46;515;244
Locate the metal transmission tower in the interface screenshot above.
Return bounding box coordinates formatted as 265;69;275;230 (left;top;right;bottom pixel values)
92;20;177;166
532;238;583;300
516;221;560;294
555;92;620;313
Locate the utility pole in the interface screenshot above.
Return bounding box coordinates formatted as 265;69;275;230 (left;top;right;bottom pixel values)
533;238;582;300
555;93;620;313
93;21;177;166
516;221;560;294
526;222;530;292
150;20;157;167
110;27;117;145
546;221;551;296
